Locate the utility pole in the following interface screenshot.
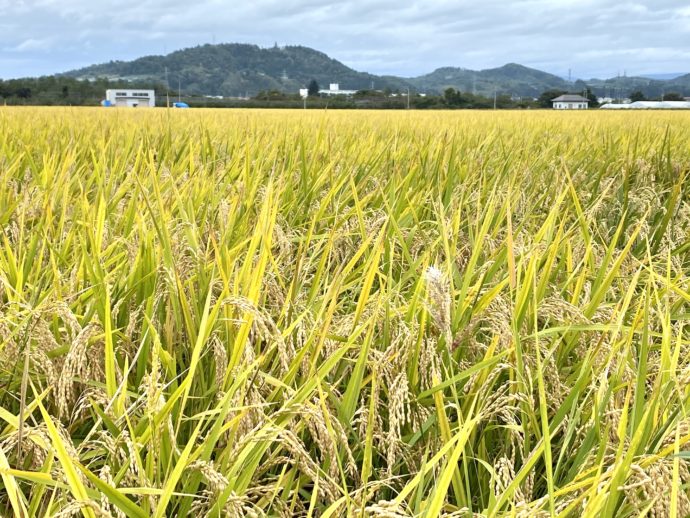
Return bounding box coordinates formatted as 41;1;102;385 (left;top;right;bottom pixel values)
164;66;170;108
178;78;181;103
406;87;410;109
493;90;497;110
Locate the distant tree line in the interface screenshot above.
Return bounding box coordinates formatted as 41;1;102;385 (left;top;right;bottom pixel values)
2;75;684;109
628;90;685;102
0;76;163;105
249;84;542;110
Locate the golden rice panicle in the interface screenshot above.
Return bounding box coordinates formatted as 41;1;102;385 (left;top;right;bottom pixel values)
0;108;689;517
424;265;452;346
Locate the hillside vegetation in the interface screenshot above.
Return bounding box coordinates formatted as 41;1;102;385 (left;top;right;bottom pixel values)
0;108;690;517
406;63;570;98
64;44;410;97
62;43;690;98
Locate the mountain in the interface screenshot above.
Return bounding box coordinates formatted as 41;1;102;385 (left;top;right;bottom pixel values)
406;63;570;98
639;73;685;81
665;73;690;93
579;74;690;99
64;44;411;97
62;43;688;99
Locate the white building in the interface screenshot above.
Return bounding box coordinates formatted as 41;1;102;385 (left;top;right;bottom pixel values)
600;101;690;109
551;94;589;110
105;89;155;107
318;83;358;96
598;97;631;105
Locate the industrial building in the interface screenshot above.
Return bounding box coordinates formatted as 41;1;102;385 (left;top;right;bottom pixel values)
318;83;358;96
104;89;155;107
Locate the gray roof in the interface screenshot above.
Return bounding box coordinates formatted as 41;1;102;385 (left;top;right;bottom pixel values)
552;94;589;102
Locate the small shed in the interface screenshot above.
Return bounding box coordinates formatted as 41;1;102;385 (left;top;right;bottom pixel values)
552;94;589;110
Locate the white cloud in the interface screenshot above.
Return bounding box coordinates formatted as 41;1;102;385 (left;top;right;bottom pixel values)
8;38;52;52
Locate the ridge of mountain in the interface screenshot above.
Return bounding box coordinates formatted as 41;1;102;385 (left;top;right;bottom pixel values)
62;43;689;98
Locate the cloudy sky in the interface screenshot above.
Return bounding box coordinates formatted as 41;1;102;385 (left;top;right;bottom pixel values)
2;0;690;80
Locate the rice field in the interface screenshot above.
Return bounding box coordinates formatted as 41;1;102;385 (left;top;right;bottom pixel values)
1;107;690;517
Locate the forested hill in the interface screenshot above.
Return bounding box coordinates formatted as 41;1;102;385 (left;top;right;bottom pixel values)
63;44;411;97
23;42;690;99
63;44;580;98
406;63;571;98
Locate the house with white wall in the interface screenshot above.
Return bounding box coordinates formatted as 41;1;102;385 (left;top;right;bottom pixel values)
552;94;589;110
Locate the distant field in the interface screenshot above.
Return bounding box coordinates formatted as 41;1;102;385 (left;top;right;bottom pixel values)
1;107;689;517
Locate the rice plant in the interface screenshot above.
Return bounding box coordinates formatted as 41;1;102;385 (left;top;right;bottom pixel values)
1;107;690;517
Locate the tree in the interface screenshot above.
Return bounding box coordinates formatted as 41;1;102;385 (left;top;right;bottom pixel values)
307;79;319;97
583;88;598;107
537;89;566;108
662;92;684;101
16;87;32;99
629;90;646;102
443;88;467;107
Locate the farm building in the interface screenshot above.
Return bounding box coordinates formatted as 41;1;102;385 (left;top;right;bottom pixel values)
552;94;589;110
600;101;690;109
318;83;358;96
105;89;155;107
